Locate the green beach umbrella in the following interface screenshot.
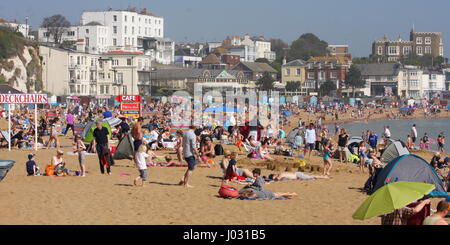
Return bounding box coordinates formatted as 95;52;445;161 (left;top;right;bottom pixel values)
352;181;435;220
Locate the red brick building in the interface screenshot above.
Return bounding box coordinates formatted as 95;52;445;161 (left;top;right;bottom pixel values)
304;56;351;96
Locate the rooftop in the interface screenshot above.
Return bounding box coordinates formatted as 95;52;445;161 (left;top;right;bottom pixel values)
354;63;401;76
283;59;307;67
235;62;277;73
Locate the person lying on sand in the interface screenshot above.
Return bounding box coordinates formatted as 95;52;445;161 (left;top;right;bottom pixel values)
268;171;329;181
239;168;297;199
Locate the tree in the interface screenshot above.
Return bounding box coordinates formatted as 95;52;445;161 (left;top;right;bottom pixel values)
344;65;365;98
255;58;270;64
41;14;70;44
285;81;300;92
400;54;445;68
256;72;275;91
319;80;336;96
288;33;328;61
270;38;289;62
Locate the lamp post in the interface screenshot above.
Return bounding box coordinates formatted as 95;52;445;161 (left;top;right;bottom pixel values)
25;17;28;39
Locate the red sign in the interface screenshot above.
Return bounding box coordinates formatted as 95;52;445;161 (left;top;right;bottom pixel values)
120;103;140;111
0;94;48;104
115;95;141;103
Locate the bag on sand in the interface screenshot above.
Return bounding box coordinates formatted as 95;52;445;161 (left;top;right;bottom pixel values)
218;184;239;198
45;164;55;176
214;144;224;156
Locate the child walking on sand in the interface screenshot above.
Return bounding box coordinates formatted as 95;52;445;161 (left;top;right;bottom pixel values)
134;144;149;187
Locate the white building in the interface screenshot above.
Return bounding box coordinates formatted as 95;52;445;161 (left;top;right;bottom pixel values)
0;20;31;39
40;44;152;97
398;66;424;99
421;70;446;99
38;8;174;63
224;35;275;62
80;8;164;48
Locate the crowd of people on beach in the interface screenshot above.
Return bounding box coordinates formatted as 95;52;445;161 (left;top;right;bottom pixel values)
2;96;449;224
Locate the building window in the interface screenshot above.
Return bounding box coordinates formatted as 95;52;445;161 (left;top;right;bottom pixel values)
67;31;75;36
440;46;444;56
425;46;431;54
123;86;127;94
105;85;109;94
416;46;423;55
132;16;134;23
416;37;422;44
307;72;315;79
132;27;134;35
113;15;117;22
285;68;290;76
113;26;117;34
403;46;411;55
388;46;398;55
330;72;338;79
113;38;117;46
296;69;301;76
127;58;132;66
117;73;123;84
425;37;431;44
86;29;89;34
377;46;383;55
124;15;127;22
124;26;127;34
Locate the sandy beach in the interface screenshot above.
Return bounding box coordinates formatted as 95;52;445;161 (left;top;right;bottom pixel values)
0;110;448;225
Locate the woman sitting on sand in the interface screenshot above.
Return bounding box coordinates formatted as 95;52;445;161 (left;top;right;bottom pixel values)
52;150;69;176
220;151;254;179
200;137;215;167
257;141;275;161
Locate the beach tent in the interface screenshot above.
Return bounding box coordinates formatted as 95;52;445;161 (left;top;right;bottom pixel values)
381;140;409;163
82;121;112;143
113;133;135;160
104;117;121;128
0;160;14;182
372;154;447;197
347;136;371;154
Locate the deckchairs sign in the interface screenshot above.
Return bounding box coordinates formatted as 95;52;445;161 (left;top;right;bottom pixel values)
0;94;48;104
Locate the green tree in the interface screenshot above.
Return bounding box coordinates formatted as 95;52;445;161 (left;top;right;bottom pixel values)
256;72;275;91
255;58;270;64
41;14;71;44
288;33;328;61
270;38;289;62
285;81;300;92
270;61;282;79
400;54;445;68
344;65;365;98
319;80;336;96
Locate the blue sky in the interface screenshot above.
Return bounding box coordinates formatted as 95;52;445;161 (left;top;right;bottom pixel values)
1;0;449;57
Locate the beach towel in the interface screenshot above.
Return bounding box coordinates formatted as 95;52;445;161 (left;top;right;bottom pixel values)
407;202;431;225
237;196;288;200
